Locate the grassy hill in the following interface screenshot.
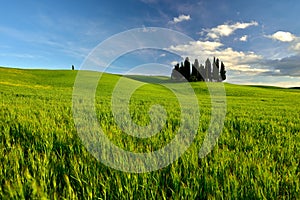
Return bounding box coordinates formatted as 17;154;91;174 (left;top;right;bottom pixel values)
1;67;299;199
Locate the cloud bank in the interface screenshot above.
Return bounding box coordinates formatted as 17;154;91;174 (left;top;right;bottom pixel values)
168;21;266;78
167;21;300;86
202;21;258;40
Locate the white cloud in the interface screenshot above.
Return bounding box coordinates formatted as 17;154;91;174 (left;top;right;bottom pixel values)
168;40;223;53
166;22;300;87
204;21;258;40
167;39;264;76
267;31;296;42
239;35;248;42
266;31;300;54
172;14;191;24
171;60;179;66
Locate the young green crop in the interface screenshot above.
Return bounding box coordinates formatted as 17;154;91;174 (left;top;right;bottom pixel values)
0;67;299;199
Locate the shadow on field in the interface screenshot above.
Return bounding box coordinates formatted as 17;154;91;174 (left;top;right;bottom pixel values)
289;87;300;90
124;75;173;84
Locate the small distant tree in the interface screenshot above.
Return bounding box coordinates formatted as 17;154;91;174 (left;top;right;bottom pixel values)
220;61;226;81
72;65;75;70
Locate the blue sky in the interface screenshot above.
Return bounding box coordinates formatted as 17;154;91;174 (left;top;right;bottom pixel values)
1;0;300;87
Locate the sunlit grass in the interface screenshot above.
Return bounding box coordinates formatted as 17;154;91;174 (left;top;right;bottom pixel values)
0;67;299;199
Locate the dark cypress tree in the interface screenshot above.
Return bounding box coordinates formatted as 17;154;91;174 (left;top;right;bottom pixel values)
180;62;184;69
179;62;184;78
171;63;180;80
192;62;197;77
189;63;197;82
216;58;219;68
212;57;220;81
72;65;75;70
212;60;218;81
199;64;205;81
216;58;220;81
205;58;211;81
220;61;226;81
193;59;201;81
175;63;179;71
184;57;190;80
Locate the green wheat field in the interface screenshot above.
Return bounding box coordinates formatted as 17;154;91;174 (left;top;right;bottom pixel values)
1;66;299;199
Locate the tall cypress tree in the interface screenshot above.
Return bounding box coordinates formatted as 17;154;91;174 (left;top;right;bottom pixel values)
220;61;226;81
216;58;220;68
217;58;221;81
205;58;211;81
174;63;179;71
171;63;180;80
179;62;184;78
192;59;199;77
184;57;190;80
193;59;202;81
212;59;219;81
199;64;205;81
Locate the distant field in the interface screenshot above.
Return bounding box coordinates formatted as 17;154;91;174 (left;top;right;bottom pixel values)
1;66;299;199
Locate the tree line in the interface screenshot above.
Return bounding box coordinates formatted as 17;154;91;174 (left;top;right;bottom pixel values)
171;57;226;82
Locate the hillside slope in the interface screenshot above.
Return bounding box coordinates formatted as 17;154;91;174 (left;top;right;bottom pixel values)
1;66;300;199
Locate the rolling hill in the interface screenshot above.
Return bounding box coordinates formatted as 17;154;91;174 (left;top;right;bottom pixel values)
1;66;299;199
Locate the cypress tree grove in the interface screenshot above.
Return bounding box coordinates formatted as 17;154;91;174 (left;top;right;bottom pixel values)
170;57;227;82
